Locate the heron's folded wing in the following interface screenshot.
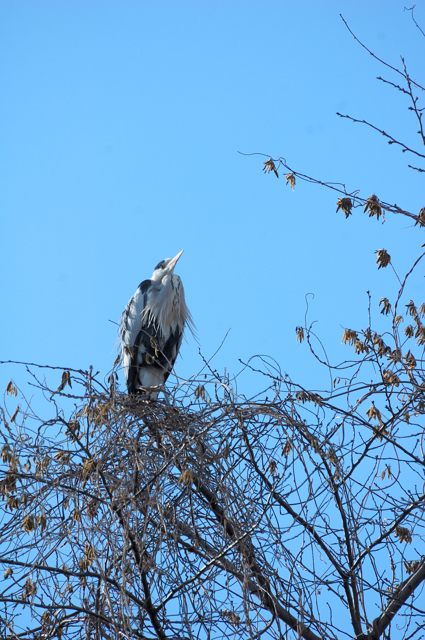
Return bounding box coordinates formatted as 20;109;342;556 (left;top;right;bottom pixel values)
132;322;183;385
160;327;183;382
120;280;152;390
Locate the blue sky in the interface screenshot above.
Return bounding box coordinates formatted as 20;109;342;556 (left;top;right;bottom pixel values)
1;0;424;396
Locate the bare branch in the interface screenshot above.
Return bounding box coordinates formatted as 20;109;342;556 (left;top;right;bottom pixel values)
340;13;425;91
371;559;425;639
336;112;425;160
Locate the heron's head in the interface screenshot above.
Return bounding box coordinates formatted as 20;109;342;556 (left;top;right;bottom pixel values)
151;250;184;282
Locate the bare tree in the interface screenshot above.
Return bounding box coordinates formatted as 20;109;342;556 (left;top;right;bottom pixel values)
1;14;424;640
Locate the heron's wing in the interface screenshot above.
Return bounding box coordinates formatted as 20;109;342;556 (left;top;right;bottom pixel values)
160;327;183;382
132;322;182;385
120;279;152;392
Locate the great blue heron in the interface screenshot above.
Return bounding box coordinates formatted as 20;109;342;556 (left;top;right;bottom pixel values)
119;250;193;397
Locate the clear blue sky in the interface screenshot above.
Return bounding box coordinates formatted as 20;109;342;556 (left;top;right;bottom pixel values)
1;0;423;395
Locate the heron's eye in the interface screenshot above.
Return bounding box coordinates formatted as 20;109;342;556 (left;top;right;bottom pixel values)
154;260;166;270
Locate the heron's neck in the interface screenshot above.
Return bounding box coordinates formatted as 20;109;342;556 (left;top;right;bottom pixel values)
145;274;186;335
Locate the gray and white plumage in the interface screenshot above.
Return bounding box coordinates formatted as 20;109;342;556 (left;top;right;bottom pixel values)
119;250;193;397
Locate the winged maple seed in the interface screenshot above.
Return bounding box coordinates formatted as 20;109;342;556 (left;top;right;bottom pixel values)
364;194;382;219
81;458;96;488
10;406;19;424
416;207;425;227
221;609;241;626
194;384;206;400
375;248;391;269
382;370;400;386
22;515;35;533
387;348;401;363
416;326;425;345
23;578;37;600
354;339;368;354
342;328;358;345
79;543;95;571
178;469;194;485
406;300;419;321
405;351;417;369
2;444;12;464
366;402;382;422
87;498;100;519
295;326;305;342
6;495;18;510
57;370;72;393
381;465;392;480
379;297;391;315
336;197;353;218
405;560;420;574
268;460;277;475
282;439;292;456
263;158;279;177
6;381;18;396
395;526;412;544
405;324;414;337
54;450;71;465
285;172;296;189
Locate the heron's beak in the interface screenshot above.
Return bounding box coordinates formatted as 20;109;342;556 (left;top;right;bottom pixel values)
166;249;184;272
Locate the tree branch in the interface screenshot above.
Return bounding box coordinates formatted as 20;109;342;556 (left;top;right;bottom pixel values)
370;558;425;639
336;112;425;160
